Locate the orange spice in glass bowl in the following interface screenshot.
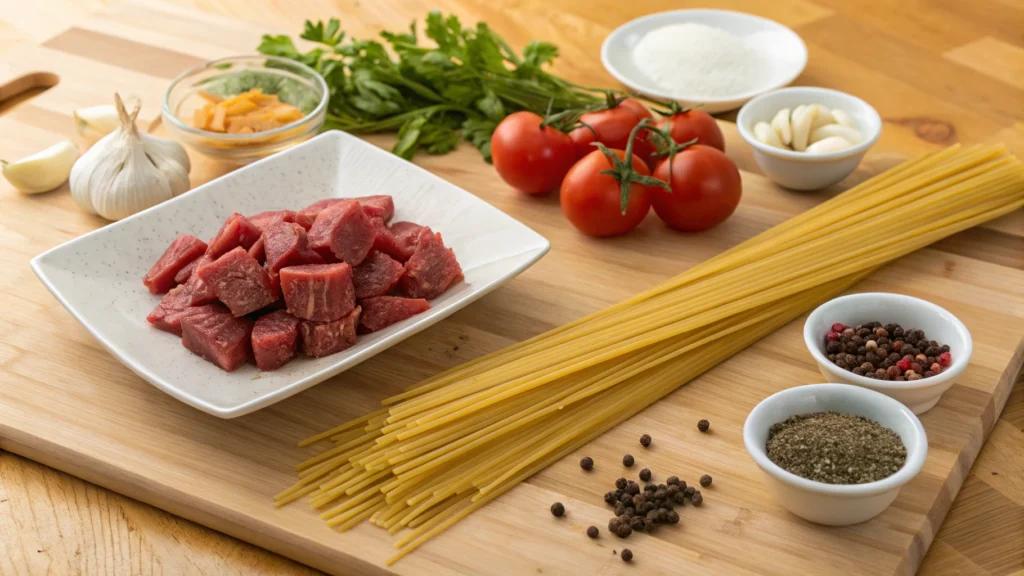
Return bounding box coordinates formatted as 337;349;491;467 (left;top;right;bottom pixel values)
162;55;328;164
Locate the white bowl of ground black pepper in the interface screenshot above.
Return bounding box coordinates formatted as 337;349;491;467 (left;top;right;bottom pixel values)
744;383;928;526
804;292;973;414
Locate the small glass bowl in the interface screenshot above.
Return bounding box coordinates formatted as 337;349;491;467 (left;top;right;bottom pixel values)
162;55;329;164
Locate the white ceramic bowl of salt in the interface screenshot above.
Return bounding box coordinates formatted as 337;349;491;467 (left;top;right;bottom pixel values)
744;383;928;526
602;9;807;113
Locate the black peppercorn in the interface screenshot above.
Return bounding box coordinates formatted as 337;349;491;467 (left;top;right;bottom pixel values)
621;549;633;562
615;477;628;490
691;491;703;506
697;419;710;432
551;502;565;517
580;456;594;471
587;526;599;539
639;468;652;482
941;344;950;353
684;486;695;498
625;481;640;496
826;341;842;354
623;454;635;467
666;475;680;486
639;434;652;448
700;474;712;488
845;342;858;353
630;516;645;532
616;524;632;538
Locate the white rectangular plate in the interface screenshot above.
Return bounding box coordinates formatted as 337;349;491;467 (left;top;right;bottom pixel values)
32;131;549;418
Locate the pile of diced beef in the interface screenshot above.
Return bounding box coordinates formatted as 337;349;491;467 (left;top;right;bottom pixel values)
142;196;461;373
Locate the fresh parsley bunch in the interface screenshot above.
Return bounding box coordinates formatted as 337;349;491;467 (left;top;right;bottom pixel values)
258;12;613;161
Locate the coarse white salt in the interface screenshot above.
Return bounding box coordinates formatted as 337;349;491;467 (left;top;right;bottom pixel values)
632;22;773;99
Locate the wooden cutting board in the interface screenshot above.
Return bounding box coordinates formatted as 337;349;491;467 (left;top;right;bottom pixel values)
1;1;1022;574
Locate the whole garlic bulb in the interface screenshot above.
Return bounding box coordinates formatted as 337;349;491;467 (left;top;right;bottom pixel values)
70;93;190;220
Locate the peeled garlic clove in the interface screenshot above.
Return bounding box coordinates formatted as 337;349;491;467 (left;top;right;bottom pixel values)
832;109;856;128
809;104;835;130
1;140;79;194
810;124;862;145
73;94;140;142
754;121;784;148
805;136;852;154
791;106;818;151
771;108;792;145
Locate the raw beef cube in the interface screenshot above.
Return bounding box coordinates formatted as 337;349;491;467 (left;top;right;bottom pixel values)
265;221;323;274
206;213;262;258
359;296;430;333
197;247;277;316
181;309;254;372
352;250;405;299
174;254;201;284
307;200;375;266
143;234;207;294
358;195;394;222
400;228;462;299
248;235;266;264
279;263;355;322
371;219;423;262
248;209;297;231
146;283;226;336
294;198;344;229
299;306;361;358
251;310;300;371
184;255;218;305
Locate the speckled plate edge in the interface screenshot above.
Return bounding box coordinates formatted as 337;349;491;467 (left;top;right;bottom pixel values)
31;131;550;418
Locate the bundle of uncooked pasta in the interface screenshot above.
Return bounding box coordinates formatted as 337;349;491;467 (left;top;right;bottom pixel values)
276;145;1024;564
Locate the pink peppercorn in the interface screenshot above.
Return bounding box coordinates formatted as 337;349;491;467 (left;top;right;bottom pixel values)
939;352;952;366
915;353;928;363
831;323;847;333
930;363;942;373
826;332;840;342
886;366;901;379
843;328;855;336
897;358;912;372
911;362;924;374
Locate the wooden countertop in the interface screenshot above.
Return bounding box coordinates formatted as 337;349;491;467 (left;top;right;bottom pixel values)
1;1;1021;574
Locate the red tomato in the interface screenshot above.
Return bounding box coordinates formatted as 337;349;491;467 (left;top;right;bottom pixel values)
560;148;653;237
570;99;659;169
491;111;577;195
657;109;726;152
651;144;741;232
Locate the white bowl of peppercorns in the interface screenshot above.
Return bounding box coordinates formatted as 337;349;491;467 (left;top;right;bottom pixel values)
803;292;973;414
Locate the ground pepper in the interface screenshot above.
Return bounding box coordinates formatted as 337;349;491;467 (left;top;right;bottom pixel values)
766;410;906;484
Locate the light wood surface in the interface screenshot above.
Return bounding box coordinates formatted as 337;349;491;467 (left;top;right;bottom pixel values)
0;1;1022;575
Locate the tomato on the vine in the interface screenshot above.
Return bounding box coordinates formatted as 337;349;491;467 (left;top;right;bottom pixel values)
569;99;659;169
657;108;726;152
560;148;656;237
651;144;742;232
491;111;577;195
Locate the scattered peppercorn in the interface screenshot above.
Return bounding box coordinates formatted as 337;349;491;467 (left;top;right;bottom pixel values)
580;456;594;471
691;491;703;506
639;434;652;448
615;477;628;490
550;502;565;517
666;476;680;486
825;321;951;381
700;475;712;488
697;419;710;432
587;526;599;539
621;549;633;562
639;468;652;482
623;454;635;467
683;486;695;498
